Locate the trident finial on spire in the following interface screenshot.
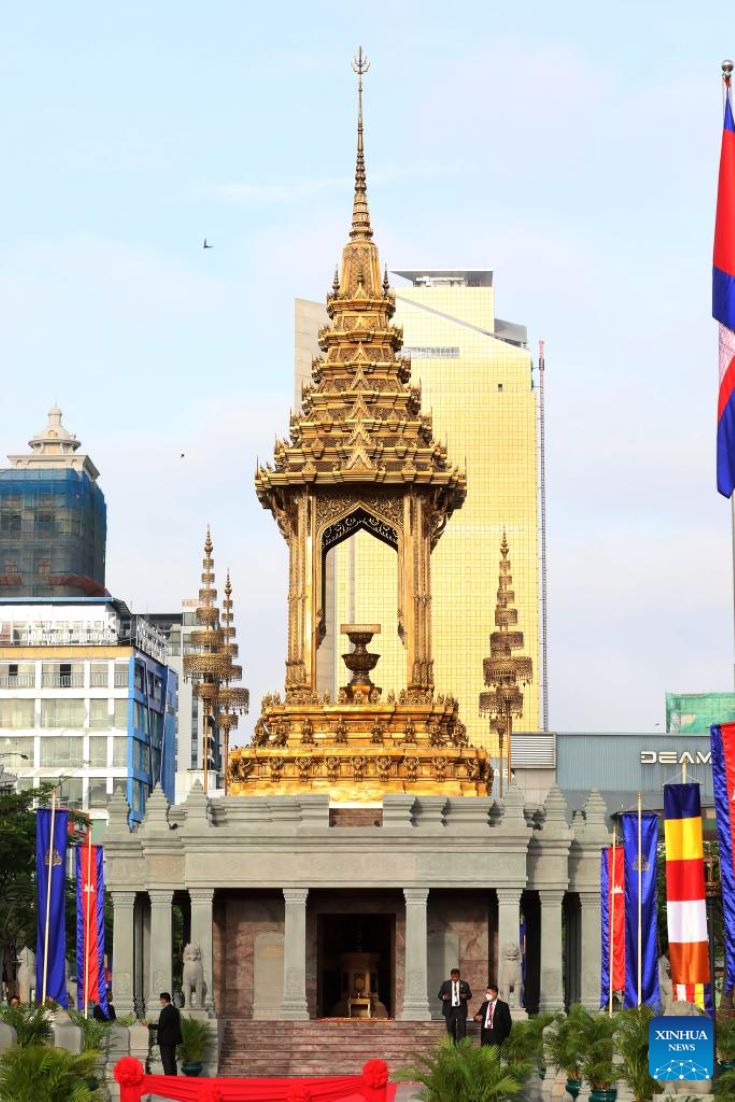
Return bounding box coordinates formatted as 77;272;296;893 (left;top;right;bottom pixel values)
350;46;372;241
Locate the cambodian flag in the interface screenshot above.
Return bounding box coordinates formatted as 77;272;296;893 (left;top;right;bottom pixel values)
714;75;735;496
75;839;109;1016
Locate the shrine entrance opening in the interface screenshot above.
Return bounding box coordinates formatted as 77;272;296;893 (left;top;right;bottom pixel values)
317;912;395;1019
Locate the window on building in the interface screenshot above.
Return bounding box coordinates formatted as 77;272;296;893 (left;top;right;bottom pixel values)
134;739;150;773
0;735;34;764
40;735;84;768
56;776;83;808
87;736;108;767
113;700;129;729
88;778;109;807
132;781;144;813
113;664;129;689
90;664;109;688
112;737;128;767
133;662;145;692
133;702;149;733
0;512;21;534
0;700;35;728
89;700;111;729
35;511;55;532
40;699;84;728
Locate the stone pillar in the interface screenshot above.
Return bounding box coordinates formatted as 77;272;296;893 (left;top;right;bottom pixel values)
579;891;602;1010
401;888;430;1020
147;889;173;1012
538;890;565;1011
110;891;136;1017
282;888;309;1020
189;888;215;1015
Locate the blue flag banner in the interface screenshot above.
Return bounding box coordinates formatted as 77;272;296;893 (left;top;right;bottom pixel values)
35;807;69;1007
710;723;735;993
622;811;660;1008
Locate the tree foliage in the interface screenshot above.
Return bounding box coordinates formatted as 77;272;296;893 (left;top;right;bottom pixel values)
0;1004;52;1047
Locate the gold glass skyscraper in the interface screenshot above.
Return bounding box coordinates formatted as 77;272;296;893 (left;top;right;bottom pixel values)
295;268;539;752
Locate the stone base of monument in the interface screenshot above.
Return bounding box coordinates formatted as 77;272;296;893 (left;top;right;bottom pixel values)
509;1006;529;1020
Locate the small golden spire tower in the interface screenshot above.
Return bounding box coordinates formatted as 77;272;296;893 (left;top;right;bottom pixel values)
479;533;533;796
184;530;248;792
230;50;490;801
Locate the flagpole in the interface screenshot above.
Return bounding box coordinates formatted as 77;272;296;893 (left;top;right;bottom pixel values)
41;787;56;1005
637;792;643;1006
724;59;735;686
83;829;93;1018
609;821;616;1017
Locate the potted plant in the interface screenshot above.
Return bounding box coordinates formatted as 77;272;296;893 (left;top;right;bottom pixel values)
545;1004;589;1098
395;1036;525;1101
0;1003;53;1047
614;1005;658;1102
579;1011;618;1102
501;1013;555;1081
177;1016;212;1077
0;1045;102;1102
717;1015;735;1072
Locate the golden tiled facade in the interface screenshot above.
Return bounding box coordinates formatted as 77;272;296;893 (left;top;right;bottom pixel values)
297;275;540;757
229;51;491;800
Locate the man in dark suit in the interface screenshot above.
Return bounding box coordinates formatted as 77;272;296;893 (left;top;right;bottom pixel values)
473;983;512;1047
438;968;472;1042
157;991;183;1075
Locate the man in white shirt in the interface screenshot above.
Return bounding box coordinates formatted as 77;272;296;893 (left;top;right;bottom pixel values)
437;968;472;1042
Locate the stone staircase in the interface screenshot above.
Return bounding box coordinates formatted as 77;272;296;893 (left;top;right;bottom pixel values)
219;1019;475;1077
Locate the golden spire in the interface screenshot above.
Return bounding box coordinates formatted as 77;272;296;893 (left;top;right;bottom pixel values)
350;46;372;241
479;532;533;795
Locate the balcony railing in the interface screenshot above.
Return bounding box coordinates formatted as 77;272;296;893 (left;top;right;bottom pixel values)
41;673;84;689
0;674;35;688
90;672;109;688
114;670;129;688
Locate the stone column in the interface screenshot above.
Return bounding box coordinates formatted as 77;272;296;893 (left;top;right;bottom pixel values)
282;888;309;1019
579;891;602;1010
401;888;430;1020
189;888;215;1014
147;890;173;1012
110;891;136;1017
538;890;565;1011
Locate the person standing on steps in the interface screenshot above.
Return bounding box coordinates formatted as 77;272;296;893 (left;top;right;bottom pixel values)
438;967;472;1042
157;991;183;1075
473;983;512;1047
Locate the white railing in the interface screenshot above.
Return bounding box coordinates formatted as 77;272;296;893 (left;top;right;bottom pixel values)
0;674;35;688
90;672;109;688
41;674;84;688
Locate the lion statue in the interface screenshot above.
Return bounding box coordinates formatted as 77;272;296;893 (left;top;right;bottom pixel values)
182;943;206;1009
17;946;36;1003
499;942;523;1009
658;953;673;1012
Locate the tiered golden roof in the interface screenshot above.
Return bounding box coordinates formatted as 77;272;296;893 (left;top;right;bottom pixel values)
230;50;489;801
479;533;533;795
184;529;249;791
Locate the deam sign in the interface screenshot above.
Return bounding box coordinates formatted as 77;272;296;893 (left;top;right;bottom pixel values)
648;1016;713;1081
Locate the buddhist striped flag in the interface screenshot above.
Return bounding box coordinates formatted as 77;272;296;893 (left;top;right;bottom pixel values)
664;783;710;1009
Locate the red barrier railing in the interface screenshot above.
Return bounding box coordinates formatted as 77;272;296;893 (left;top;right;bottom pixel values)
113;1057;395;1102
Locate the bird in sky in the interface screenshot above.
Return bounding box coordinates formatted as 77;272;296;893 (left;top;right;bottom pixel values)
180;453;185;458
203;238;213;249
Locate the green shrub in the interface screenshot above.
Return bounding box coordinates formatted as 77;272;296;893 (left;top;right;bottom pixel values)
579;1011;618;1091
0;1044;102;1102
395;1036;525;1102
545;1004;590;1080
614;1005;658;1102
717;1016;735;1063
0;1004;52;1047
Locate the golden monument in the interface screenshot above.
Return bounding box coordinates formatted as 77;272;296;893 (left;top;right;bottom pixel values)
229;49;491;801
184;529;249;793
480;533;533;798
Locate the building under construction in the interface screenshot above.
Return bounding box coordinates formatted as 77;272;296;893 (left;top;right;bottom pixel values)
0;406;107;598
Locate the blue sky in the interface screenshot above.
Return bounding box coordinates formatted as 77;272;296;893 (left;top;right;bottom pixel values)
1;1;734;733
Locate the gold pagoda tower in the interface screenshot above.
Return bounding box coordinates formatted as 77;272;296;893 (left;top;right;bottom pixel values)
229;49;491;801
